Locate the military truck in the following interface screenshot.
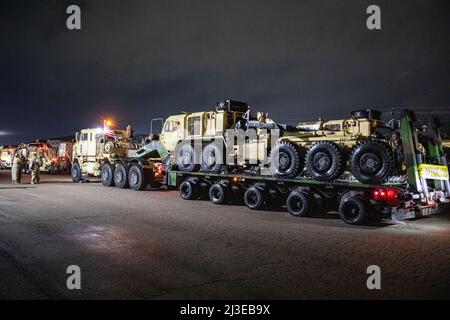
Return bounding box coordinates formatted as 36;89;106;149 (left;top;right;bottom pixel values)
118;101;402;185
263;109;400;184
161;102;401;184
71;125;142;183
99;107;450;226
156;99;285;174
0;147;13;169
48;141;75;174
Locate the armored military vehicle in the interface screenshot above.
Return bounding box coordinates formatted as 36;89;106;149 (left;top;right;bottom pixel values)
0;147;13;169
71;125;141;183
267;109;399;184
154;102;400;184
158;99;280;173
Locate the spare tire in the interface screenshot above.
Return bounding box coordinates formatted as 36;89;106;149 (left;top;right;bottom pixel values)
101;163;115;187
305;141;345;180
269;141;303;179
350;140;394;184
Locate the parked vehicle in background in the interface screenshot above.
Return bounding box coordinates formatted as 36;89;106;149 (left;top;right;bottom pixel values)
20;142;58;174
0;146;14;169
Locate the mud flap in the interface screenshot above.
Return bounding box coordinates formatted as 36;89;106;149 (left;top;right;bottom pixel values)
390;207;416;221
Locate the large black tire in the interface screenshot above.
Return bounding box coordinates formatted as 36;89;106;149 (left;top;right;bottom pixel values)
209;182;229;205
114;163;130;189
128;164;146;191
350;140;394;184
244;185;265;210
339;195;369;225
305;141;345;180
269;141;303;179
201;142;223;172
286;189;314;217
101;163;115;187
175;142;200;173
71;162;82;182
179;180;199;200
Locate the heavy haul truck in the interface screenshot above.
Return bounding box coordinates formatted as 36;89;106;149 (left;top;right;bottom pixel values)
71;125;146;183
88;101;449;225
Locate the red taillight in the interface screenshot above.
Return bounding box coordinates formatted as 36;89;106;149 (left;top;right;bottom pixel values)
372;187;399;206
154;163;164;177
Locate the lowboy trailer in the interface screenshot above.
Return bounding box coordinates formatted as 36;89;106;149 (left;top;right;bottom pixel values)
101;109;450;225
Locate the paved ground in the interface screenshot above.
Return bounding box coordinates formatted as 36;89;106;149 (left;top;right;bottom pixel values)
0;169;449;299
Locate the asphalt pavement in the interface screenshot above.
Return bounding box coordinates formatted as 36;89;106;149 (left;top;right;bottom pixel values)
0;169;449;299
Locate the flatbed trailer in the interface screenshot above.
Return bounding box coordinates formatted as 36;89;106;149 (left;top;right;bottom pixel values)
100;109;450;225
166;170;448;225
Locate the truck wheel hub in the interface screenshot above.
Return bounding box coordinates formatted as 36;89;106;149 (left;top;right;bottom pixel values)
130;172;138;184
115;171;123;183
360;153;381;174
279;152;290;170
313;152;331;171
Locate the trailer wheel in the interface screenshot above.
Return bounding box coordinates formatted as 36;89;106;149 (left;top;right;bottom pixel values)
269;141;303;179
175;142;200;173
350;140;394;184
244;186;265;210
128;164;146;190
339;196;369;225
209;182;229;205
305;141;345;180
71;162;82;182
201;142;223;172
101;163;115;187
179;180;199;200
114;163;130;189
286;189;313;217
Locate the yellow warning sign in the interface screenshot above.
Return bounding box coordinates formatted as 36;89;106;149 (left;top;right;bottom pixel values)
418;164;449;180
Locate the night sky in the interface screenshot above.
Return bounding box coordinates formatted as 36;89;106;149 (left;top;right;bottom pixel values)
1;0;449;145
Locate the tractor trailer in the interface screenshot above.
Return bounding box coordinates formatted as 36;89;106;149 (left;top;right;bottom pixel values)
73;101;450;225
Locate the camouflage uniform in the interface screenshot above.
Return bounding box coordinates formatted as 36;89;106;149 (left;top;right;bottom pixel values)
11;153;22;184
19;153;26;183
30;153;42;184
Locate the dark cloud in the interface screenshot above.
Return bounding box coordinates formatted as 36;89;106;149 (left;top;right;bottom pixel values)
0;0;449;144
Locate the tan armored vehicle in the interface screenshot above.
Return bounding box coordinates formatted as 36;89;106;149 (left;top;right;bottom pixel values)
158;100;278;173
0;147;13;169
71;125;141;183
268;109;397;183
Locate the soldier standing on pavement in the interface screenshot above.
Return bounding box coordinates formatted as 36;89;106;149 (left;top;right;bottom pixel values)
11;152;22;184
30;152;42;184
18;150;26;183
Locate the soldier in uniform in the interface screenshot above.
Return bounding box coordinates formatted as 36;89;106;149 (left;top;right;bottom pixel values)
18;150;27;183
11;152;22;184
30;152;43;184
